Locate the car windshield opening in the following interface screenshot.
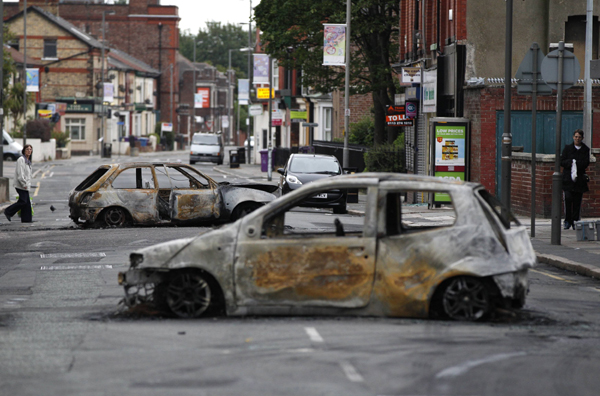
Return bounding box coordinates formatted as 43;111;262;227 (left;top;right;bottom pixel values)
477;189;520;229
192;135;220;145
289;157;340;174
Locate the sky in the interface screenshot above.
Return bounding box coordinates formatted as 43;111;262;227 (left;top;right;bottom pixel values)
161;0;255;34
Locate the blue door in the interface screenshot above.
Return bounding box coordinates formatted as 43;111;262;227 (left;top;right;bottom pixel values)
495;111;582;197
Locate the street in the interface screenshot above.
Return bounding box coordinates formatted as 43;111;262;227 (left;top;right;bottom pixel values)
1;153;600;395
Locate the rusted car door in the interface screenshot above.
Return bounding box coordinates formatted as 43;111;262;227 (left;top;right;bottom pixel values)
109;165;159;224
158;165;222;222
233;188;377;308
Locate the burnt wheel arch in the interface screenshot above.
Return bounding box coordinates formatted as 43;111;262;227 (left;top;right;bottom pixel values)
101;206;132;227
155;269;225;318
231;202;262;221
430;276;500;321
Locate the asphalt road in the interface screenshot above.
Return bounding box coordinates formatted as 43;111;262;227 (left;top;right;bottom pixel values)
1;153;600;395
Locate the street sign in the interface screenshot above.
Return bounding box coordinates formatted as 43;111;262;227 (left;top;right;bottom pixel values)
249;104;263;116
515;43;553;95
541;47;581;91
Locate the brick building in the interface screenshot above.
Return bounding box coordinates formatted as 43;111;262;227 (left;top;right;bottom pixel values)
5;0;181;134
397;0;600;217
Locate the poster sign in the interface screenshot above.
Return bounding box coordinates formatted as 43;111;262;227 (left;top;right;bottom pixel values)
26;68;39;92
401;67;422;84
271;109;283;126
385;105;413;127
253;54;269;84
103;82;114;103
323;24;346;66
161;123;173;132
222;115;229;129
238;79;249;105
433;122;467;202
422;69;437;113
195;87;210;108
249;104;263;116
257;88;274;99
405;102;417;118
290;110;307;122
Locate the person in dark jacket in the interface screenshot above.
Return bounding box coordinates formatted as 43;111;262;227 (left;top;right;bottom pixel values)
561;129;590;230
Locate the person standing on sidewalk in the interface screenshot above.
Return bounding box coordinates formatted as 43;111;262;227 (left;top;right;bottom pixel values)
561;129;590;230
4;144;33;223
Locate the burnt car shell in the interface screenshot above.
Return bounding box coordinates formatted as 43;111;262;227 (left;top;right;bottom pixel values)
118;173;536;320
69;162;276;227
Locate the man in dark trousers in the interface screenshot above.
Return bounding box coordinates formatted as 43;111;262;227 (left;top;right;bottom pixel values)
561;129;590;230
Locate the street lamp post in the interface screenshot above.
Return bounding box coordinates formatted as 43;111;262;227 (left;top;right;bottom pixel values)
22;0;27;147
100;9;115;155
342;0;351;168
228;48;252;146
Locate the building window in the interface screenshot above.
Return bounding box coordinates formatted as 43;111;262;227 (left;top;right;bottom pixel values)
324;107;332;141
43;39;57;59
272;59;279;89
66;118;86;141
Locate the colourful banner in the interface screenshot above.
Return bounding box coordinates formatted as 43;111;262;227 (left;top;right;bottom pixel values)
323;24;346;66
26;68;39;92
195;87;210;108
253;54;269;84
103;82;114;103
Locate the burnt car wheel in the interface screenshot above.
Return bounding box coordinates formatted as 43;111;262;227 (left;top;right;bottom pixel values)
165;271;212;318
441;276;491;321
103;207;130;227
333;204;347;215
232;202;261;221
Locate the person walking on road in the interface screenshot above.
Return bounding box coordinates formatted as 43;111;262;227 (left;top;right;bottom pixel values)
4;144;34;223
561;129;590;230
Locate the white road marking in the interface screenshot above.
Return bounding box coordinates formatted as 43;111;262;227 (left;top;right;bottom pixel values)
40;265;114;271
305;327;324;343
339;361;365;382
435;352;526;379
40;252;106;258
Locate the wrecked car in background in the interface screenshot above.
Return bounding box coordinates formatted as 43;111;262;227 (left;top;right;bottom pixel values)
118;173;536;321
69;162;277;227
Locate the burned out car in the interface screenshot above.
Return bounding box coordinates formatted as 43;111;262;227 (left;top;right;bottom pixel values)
69;162;277;227
118;173;536;321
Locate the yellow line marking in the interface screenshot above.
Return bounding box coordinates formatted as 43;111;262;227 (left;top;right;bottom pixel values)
531;269;577;283
33;182;41;197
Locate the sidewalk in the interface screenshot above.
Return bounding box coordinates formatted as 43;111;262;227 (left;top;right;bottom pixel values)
216;163;600;280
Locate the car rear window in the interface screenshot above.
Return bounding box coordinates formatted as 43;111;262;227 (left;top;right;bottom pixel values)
192;135;220;145
289;156;341;174
74;168;109;191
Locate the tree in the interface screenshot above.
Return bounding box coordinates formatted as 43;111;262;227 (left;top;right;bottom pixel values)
180;22;255;79
254;0;399;145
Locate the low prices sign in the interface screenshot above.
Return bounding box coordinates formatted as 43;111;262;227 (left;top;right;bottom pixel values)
385;105;413;127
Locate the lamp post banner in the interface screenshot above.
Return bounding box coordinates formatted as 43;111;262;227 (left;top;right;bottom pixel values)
238;79;249;104
323;24;346;66
253;54;269;84
103;83;114;103
26;68;39;92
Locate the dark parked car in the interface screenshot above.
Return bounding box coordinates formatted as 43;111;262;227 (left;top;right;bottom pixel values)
277;153;347;214
69;162;277;227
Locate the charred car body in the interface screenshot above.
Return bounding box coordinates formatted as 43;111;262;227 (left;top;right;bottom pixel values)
69;162;277;227
118;173;536;321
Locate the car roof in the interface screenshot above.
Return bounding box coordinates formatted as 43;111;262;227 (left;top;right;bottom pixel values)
290;153;339;160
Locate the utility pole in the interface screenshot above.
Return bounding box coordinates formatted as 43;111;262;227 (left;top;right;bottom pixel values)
342;0;351;168
501;0;513;210
100;10;115;155
23;0;27;147
247;0;253;164
583;0;593;147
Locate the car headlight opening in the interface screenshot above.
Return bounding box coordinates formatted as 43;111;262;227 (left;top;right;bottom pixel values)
286;174;302;185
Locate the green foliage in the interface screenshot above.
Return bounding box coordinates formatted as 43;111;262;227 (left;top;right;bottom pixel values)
4;82;35;130
26;119;52;142
51;130;71;148
180;22;255;80
163;131;174;151
349;116;375;147
254;0;399;144
364;143;405;173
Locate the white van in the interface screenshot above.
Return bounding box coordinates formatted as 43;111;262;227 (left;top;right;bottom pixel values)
190;133;224;165
2;130;23;161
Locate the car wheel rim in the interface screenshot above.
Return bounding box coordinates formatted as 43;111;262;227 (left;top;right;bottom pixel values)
442;277;490;321
104;208;126;227
166;272;211;318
